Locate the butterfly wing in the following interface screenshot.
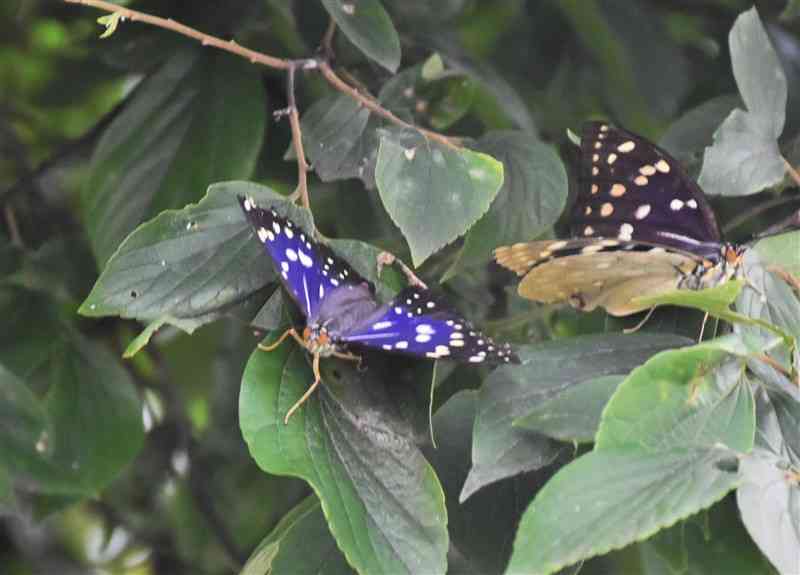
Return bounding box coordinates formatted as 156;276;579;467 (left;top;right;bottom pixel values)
495;239;698;316
574;122;722;259
238;196;372;320
337;286;519;364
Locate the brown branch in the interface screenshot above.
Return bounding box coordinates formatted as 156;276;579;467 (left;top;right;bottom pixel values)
754;352;793;381
63;0;462;158
377;252;428;289
3;204;23;248
317;60;461;150
63;0;298;70
321;17;337;61
283;66;311;210
721;193;800;236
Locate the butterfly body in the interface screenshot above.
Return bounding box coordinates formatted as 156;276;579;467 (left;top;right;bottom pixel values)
239;195;517;421
494;122;745;316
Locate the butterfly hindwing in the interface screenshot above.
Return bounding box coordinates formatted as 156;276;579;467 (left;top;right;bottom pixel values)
574;122;722;258
238;196;371;319
339;286;519;364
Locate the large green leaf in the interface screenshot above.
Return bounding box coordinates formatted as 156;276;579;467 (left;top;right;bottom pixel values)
320;0;401;72
462;334;690;501
80;182;281;333
698;8;787;196
596;341;755;453
514;375;624;444
375;130;503;266
753;230;800;277
737;391;800;575
0;288;144;496
239;340;448;575
241;496;353;575
82;46;265;264
506;448;743;575
445;131;568;278
507;339;756;575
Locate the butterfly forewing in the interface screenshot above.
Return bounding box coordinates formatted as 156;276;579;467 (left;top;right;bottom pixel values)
238;196;371;319
340;286;519;364
575;122;721;258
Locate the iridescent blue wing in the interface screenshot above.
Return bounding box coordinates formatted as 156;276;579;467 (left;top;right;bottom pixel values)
338;286;519;364
238;196;372;319
573;122;722;260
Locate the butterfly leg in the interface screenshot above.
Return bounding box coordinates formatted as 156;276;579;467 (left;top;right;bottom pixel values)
332;350;364;370
258;327;304;352
623;306;657;334
284;353;322;424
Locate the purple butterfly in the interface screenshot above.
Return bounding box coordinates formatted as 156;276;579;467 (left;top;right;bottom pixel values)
239;196;518;422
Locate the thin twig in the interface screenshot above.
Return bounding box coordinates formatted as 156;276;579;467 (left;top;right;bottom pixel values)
783;156;800;188
284;66;311;210
321;17;336;61
63;0;296;70
317;60;461;150
377;252;428;289
754;352;793;380
721;193;800;236
62;0;462;153
3;204;23;248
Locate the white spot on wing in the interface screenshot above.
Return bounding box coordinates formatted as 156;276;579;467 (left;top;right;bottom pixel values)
416;324;435;334
373;321;393;330
257;227;269;242
415;334;432;343
395;341;409;349
635;204;651;220
670;199;684;211
298;249;313;268
285;248;298;261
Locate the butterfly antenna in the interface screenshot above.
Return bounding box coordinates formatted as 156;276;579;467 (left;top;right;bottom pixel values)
697;311;710;342
284;353;323;424
258;327;303;352
623;306;657;334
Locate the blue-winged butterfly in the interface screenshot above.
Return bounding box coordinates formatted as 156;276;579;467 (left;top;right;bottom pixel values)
494;122;746;316
239;196;519;422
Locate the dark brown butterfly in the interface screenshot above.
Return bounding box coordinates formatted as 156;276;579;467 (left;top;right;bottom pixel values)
494;122;745;316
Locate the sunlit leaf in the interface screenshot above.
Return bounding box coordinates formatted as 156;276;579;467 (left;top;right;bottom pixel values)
698;8;788;196
375;130;503;266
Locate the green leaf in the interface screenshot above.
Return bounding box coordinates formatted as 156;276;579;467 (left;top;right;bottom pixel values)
239;341;448;575
754;230;800;277
445;131;568;279
632;280;792;345
659;94;741;169
320;0;401;72
241;496;353;575
736;392;800;575
462;334;690;501
0;364;50;480
375;131;503;266
506;448;742;575
80;182;282;332
596;340;755;453
698;8;787;196
424;391;531;575
507;337;757;574
0;288;144;496
299;93;378;187
514;375;624;443
82;46;265;264
638;499;777;575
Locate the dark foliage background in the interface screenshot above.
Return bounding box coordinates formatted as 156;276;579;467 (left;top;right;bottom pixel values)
1;1;799;574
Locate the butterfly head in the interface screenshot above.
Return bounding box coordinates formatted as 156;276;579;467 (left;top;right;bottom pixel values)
302;323;339;357
686;243;746;289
